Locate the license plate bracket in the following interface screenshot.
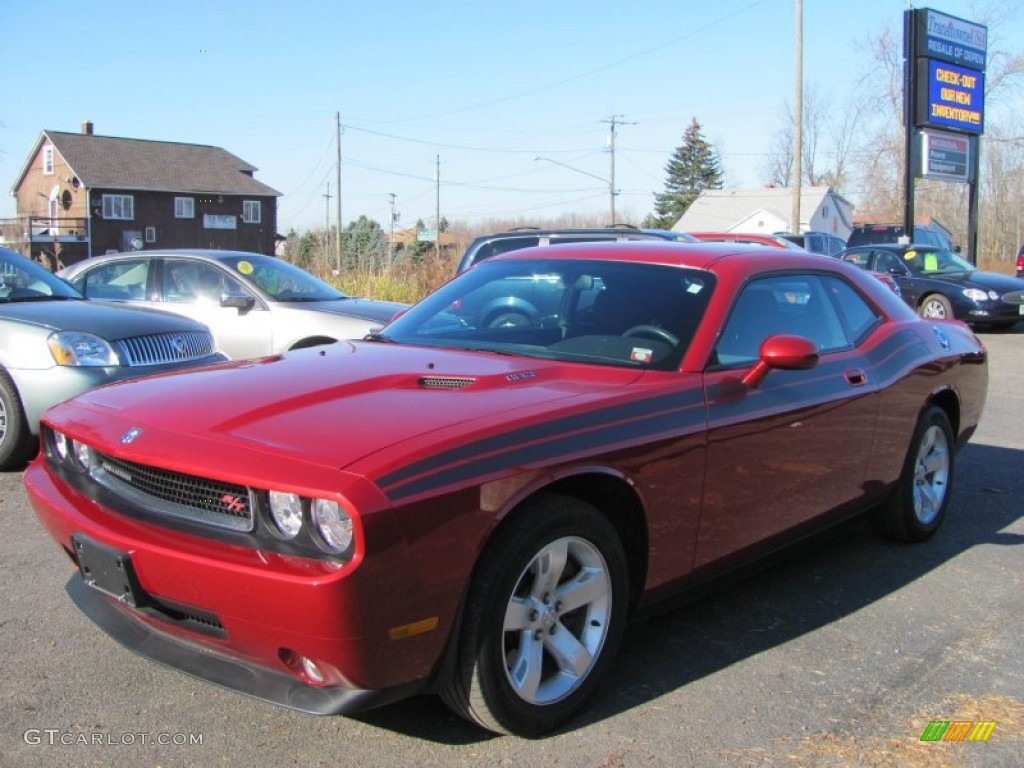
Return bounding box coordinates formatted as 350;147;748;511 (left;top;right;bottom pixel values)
71;534;148;608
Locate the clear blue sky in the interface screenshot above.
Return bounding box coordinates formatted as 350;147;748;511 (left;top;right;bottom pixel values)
2;0;1019;234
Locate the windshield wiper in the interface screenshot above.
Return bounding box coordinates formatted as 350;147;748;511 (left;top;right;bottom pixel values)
363;329;394;343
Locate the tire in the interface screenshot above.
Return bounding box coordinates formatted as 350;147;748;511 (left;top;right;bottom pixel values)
873;406;954;542
486;311;531;329
0;369;37;471
918;293;953;320
442;494;628;736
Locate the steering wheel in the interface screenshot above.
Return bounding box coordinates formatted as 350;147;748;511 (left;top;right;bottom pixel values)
623;324;679;346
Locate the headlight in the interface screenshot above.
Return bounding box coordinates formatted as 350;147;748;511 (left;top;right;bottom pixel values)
311;499;354;553
47;331;120;366
962;288;998;302
72;440;93;470
268;491;303;539
53;431;70;461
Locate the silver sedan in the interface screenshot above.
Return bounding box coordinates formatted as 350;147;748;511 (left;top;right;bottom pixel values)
59;250;407;359
0;246;224;470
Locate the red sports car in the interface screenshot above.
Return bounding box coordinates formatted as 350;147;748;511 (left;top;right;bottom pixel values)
26;242;987;737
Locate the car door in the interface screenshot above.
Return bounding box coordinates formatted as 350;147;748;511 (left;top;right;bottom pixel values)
160;258;273;359
696;273;881;569
871;249;919;306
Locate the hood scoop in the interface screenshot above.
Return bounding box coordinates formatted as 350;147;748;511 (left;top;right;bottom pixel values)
417;376;476;390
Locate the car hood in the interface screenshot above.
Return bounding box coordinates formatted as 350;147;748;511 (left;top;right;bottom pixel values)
914;269;1023;292
47;341;644;478
0;298;207;337
300;297;408;324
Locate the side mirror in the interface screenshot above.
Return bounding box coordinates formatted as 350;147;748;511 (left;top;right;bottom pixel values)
742;334;819;388
221;291;256;312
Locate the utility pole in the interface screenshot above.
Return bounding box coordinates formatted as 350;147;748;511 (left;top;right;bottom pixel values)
435;155;441;259
335;112;343;273
388;192;397;263
322;182;332;271
790;0;803;234
601;115;634;225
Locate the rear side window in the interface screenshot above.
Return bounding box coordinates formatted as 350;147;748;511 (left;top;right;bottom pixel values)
824;277;881;344
464;237;541;269
78;260;149;301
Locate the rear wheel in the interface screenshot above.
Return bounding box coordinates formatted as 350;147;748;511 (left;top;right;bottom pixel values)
918;294;953;320
442;494;628;736
0;370;36;471
873;406;954;542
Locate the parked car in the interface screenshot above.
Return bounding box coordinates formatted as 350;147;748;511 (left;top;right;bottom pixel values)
777;231;847;256
839;243;1024;328
59;250;407;359
687;232;807;249
27;242;987;737
456;225;696;273
0;246;223;470
846;222;955;251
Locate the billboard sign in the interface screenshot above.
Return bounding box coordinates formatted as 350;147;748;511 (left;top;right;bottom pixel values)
920;130;970;182
917;58;984;134
915;9;987;70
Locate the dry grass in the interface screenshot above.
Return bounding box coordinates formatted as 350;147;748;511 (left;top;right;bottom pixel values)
321;253;460;304
719;693;1023;767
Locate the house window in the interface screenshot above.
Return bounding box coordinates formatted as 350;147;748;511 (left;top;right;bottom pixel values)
145;226;156;243
43;145;54;175
174;197;195;218
242;200;261;224
102;195;134;220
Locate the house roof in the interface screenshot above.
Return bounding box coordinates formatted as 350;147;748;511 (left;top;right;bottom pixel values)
672;186;852;233
13;130;281;197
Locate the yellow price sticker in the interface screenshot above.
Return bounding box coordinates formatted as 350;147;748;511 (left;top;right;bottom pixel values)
237;260;254;275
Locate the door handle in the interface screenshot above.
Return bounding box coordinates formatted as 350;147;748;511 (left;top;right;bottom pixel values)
844;368;867;386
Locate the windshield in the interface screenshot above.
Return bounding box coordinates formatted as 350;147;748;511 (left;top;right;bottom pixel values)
0;249;82;302
381;258;715;371
902;248;974;275
218;253;349;301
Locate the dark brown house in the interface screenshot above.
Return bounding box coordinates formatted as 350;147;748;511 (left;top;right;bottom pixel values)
6;122;281;267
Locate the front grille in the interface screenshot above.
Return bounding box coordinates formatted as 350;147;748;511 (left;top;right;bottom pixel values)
115;330;217;366
93;452;254;532
418;376;475;390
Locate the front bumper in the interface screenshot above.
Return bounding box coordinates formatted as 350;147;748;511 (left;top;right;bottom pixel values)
65;576;424;714
24;459;447;713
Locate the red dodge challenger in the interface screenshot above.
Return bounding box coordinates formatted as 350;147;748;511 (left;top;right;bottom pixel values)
25;241;988;737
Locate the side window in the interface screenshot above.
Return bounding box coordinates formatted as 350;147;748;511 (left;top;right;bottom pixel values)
824;277;881;344
164;260;227;303
841;249;870;268
468;237;541;267
81;260;149;300
715;275;848;366
873;250;905;274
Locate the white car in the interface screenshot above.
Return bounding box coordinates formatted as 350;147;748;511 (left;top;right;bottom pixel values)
60;250;407;359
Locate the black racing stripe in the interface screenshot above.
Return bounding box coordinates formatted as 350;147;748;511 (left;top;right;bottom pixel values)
382;395;706;502
864;329;929;385
378;388;704;491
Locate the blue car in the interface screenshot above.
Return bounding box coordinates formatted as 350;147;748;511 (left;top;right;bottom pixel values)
839;244;1024;329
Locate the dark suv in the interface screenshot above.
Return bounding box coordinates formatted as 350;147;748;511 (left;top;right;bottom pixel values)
455;226;694;274
846;223;954;251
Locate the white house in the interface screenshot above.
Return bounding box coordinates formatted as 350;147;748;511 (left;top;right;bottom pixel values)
671;186;854;240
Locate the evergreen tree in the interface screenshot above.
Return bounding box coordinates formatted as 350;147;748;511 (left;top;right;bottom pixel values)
646;117;723;229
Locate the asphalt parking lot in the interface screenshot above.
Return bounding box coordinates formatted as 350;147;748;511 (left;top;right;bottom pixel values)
1;326;1021;768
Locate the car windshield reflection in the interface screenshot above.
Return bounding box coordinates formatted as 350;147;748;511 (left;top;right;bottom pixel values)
382;258;715;370
904;249;974;275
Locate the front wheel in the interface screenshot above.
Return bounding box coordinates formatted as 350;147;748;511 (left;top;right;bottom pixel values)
442;494;628;736
0;370;36;471
873;406;954;542
918;293;953;320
